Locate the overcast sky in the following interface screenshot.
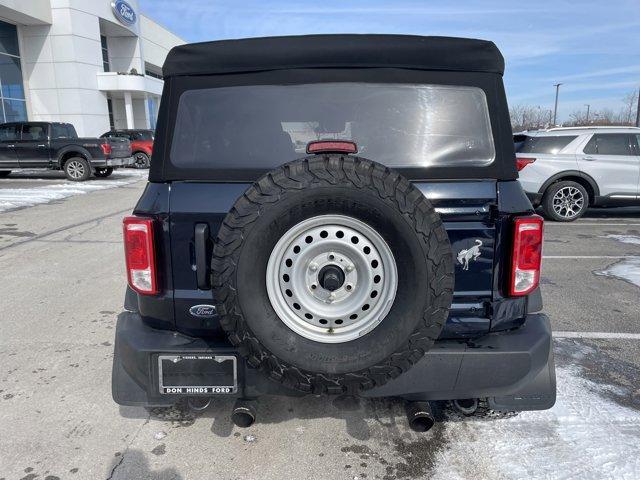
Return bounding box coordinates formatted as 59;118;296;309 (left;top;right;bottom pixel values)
139;0;640;122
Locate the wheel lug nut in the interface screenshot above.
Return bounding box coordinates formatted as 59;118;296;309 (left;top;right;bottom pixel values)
346;264;354;272
328;292;336;302
309;262;318;271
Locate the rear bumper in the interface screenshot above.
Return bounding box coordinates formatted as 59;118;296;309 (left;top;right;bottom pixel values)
105;156;135;167
112;312;555;412
91;156;135;168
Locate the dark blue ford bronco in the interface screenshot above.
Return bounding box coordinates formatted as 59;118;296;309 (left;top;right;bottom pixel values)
112;34;556;430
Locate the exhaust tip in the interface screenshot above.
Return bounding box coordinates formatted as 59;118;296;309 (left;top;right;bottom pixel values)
452;398;479;416
231;400;256;428
406;401;435;432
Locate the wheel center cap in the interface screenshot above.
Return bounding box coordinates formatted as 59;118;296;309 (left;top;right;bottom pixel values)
318;264;345;291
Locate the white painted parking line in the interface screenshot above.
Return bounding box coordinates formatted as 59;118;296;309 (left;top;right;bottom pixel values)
544;255;634;259
554;331;640;340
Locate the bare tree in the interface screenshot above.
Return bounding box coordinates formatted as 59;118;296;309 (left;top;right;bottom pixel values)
511;89;640;130
619;90;638;125
509;104;552;131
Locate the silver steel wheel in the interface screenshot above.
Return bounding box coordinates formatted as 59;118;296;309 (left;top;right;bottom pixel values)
552;186;584;219
266;215;398;344
66;160;85;179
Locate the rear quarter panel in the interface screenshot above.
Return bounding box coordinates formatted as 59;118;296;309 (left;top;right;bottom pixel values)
517;153;580;194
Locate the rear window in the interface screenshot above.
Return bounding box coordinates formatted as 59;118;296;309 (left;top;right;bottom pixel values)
516;135;577;154
51;123;77;139
170;83;495;170
131;131;153;141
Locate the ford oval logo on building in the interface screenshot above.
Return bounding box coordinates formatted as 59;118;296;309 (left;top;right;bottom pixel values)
189;304;217;318
111;0;137;26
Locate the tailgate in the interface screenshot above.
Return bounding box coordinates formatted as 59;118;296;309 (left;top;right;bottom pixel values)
108;137;132;158
167;180;497;338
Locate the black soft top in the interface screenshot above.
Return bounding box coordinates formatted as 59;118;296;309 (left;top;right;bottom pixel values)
163;34;504;78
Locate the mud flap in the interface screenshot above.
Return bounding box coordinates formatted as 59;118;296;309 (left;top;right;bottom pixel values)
488;343;556;412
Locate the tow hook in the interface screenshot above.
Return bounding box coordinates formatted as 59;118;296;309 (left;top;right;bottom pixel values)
231;399;257;428
405;401;436;432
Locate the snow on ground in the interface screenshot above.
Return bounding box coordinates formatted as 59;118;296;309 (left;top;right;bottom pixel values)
595;257;640;288
432;365;640;480
0;170;147;213
603;234;640;246
594;235;640;288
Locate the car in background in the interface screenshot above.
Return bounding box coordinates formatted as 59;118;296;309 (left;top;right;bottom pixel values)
0;122;133;181
101;129;154;169
516;126;640;221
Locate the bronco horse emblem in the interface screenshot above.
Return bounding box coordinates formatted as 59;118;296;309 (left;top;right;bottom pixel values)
457;239;483;270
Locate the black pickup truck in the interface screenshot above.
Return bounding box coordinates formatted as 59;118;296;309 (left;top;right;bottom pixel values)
112;35;556;431
0;121;134;181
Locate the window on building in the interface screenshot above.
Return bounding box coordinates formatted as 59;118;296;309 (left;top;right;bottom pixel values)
107;98;114;129
101;35;110;72
145;69;163;80
147;96;158;130
0;20;26;123
144;62;163;80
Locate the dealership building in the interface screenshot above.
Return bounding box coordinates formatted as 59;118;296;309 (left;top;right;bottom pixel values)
0;0;184;136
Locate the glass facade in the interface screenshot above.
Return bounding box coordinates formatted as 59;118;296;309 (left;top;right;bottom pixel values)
147;96;158;130
101;35;110;72
0;20;26;123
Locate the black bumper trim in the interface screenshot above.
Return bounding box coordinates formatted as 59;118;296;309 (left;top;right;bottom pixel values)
112;312;555;411
526;192;543;207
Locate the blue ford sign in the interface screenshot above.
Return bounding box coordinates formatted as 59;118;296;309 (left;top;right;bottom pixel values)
111;0;137;26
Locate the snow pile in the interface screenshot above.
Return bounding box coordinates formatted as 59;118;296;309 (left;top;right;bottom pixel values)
604;234;640;246
0;170;146;212
432;366;640;480
595;257;640;288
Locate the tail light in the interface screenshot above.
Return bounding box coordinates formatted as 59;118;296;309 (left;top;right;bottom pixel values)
100;142;112;156
509;215;544;296
123;216;158;295
307;140;358;154
516;157;535;171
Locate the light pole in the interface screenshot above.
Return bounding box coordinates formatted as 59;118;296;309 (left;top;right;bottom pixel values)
636;88;640;127
553;83;562;126
584;104;590;124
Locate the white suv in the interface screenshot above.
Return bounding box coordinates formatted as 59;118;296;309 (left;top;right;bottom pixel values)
516;126;640;221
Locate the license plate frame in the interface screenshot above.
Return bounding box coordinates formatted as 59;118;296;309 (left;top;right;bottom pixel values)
158;354;237;395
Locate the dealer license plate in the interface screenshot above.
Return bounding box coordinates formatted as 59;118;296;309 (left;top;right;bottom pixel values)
158;354;237;395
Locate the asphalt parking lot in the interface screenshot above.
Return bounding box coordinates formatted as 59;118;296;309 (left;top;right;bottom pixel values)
0;173;639;480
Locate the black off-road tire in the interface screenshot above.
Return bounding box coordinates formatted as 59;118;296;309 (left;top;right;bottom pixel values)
541;180;588;222
94;167;114;178
63;157;92;182
211;155;454;395
0;170;10;177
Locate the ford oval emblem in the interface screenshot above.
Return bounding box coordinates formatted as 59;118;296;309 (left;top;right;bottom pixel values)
111;0;137;26
189;304;217;318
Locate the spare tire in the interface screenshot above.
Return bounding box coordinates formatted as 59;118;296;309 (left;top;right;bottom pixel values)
212;155;454;394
